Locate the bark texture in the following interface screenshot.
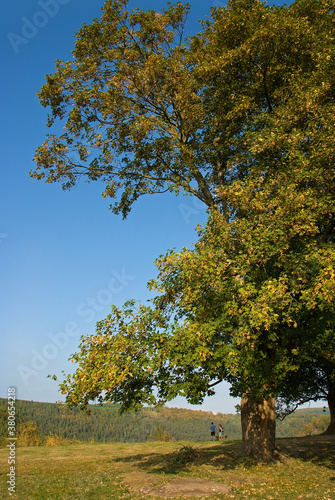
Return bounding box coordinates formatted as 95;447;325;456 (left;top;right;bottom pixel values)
323;379;335;434
240;393;276;462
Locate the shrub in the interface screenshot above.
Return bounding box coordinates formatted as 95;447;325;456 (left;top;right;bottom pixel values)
18;421;42;446
170;444;199;468
149;425;173;442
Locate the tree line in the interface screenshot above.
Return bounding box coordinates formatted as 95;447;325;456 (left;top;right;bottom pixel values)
0;399;330;446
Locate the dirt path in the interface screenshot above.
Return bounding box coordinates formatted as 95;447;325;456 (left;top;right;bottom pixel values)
122;472;233;498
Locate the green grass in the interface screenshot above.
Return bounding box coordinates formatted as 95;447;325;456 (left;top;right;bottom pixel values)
0;436;334;499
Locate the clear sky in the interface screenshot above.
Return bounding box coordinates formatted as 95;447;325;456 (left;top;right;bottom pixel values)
1;0;307;416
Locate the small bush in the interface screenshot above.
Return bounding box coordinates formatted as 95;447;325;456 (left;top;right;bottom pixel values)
170;444;199;468
18;421;42;446
45;433;68;446
149;425;173;442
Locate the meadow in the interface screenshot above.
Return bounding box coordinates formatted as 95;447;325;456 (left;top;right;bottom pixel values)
0;435;334;499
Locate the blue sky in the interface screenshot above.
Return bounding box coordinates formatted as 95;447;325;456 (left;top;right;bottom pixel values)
1;0;310;415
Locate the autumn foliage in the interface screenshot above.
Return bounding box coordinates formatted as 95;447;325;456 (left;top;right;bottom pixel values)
34;0;335;460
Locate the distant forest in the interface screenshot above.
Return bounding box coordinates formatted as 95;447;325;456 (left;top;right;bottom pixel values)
0;399;330;446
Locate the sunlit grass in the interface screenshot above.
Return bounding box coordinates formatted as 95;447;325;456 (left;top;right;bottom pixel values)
0;436;334;499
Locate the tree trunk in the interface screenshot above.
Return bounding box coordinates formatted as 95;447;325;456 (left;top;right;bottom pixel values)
240;393;276;462
323;379;335;434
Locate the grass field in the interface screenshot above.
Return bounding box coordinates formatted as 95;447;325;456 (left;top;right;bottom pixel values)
0;435;334;499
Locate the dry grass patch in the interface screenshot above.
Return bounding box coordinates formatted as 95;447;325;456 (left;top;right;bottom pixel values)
0;436;334;499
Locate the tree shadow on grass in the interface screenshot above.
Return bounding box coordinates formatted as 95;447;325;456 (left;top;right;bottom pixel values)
276;435;335;471
114;435;335;476
114;441;256;475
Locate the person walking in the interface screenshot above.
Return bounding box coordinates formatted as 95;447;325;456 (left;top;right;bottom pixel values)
219;423;224;440
210;422;216;441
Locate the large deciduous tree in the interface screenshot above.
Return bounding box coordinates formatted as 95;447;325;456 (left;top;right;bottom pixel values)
33;0;335;461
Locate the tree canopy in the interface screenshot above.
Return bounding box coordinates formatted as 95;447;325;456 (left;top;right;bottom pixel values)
34;0;335;460
33;0;335;219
